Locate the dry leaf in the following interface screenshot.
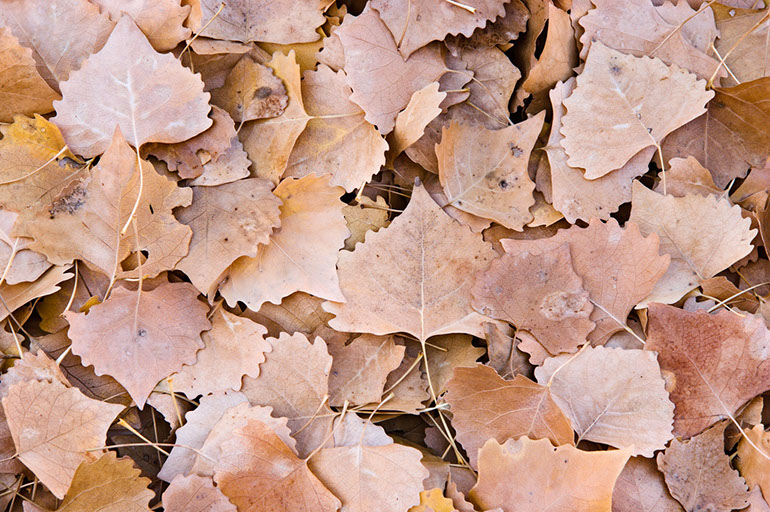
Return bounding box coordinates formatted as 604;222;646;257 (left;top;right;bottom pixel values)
342;196;390;250
657;422;749;512
90;0;191;51
653;156;721;197
736;425;770;504
163;474;236;512
52;15;212;157
0;210;50;285
612;456;684;512
0;266;72;322
646;303;770;438
65;282;210;408
561;42;712;178
211;54;288;123
445;364;574;467
389;82;446;165
421;333;485;395
445;0;529;49
713;3;770;86
325;183;497;341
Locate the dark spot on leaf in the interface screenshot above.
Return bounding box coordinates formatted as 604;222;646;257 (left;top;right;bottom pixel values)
255;86;272;99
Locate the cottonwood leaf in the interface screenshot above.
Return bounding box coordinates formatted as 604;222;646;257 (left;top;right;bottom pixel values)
0;28;59;122
2;379;123;498
0;210;50;285
335;8;448;134
309;441;429;512
652;156;721;197
189;134;251;187
436;113;544;230
197;0;325;44
735;424;770;504
65;282;210;408
325;183;497;341
579;0;721;80
211;54;288;123
0;266;72;322
220;174;348;311
170;309;271;398
163;474;236;512
630;182;755;305
445;0;529;49
0;349;69;399
560;42;712;178
240;332;334;458
409;488;456;512
473;243;595;355
646;303;770;438
52;15;212;157
612;457;684;512
657;422;749;512
421;333;485;395
22;127;192;280
342;196;390;250
285;65;389;192
0;0;113;90
213;417;340;512
90;0;191;51
175;178;281;294
388;82;446;165
247;291;334;339
469;437;630;512
535;346;674;456
662;77;770;188
713;3;770;86
382;352;431;413
445;364;574;468
501;218;670;344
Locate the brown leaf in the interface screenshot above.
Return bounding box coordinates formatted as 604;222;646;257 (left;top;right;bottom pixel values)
469;437;630;512
336;8;447;134
561;42;712;178
436;113;544;230
612;456;684;512
220;174;348;311
170;309;271;397
245;291;333;339
713;3;770;86
90;0;191;51
240;332;333;458
65;282;210;408
0;210;51;285
535;346;674;456
325;183;497;341
630;182;755;305
657;422;749;512
213;417;340;512
422;333;485;395
382;352;430;413
652;156;721;197
389;82;446;165
736;425;770;504
646;303;770;438
285;64;389;192
52;15;212;157
0;266;72;323
446;364;574;467
211;54;288;123
342;196;390;250
197;0;325;44
175;178;281;294
445;0;529;49
163;474;236;512
2;379;123;498
0;350;69;399
473;243;594;355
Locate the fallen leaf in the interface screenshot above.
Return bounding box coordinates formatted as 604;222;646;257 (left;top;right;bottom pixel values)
65;282;211;408
612;456;684;512
653;156;721;197
389;82;446;165
163;474;236;512
736;425;770;504
342;196;390;250
713;3;770;86
445;0;529;49
90;0;191;51
0;266;72;322
421;333;485;395
409;488;456;512
211;54;288;123
0;210;51;284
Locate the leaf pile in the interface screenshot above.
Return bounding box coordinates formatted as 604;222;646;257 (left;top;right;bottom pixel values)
1;0;770;510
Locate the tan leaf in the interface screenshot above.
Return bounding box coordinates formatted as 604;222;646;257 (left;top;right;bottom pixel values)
473;243;594;355
188;138;251;187
65;282;210;408
0;350;69;399
239;51;310;184
646;303;770;438
197;0;325;44
342;196;390;250
0;266;72;323
331;412;393;448
52;15;212;157
746;486;770;512
158;391;248;483
535;346;674;456
560;42;712;178
383;352;430;413
0;210;50;285
546;78;654;223
501;218;670;344
170;309;271;397
389;82;446;165
409;488;456;512
163;474;236;512
181;38;251;92
220;174;348;311
579;0;721;80
325;183;497;341
371;0;507;58
175;178;281;294
245;291;334;339
661;77;770;188
0;0;113;90
22;127;192;280
90;0;191;51
469;437;630;512
445;364;574;467
630;182;755;305
0;28;59;122
335;8;447;134
309;442;429;512
2;379;123;498
240;332;334;458
327;333;404;407
445;0;529;49
736;425;770;504
437;114;544;230
612;456;684;512
713;3;770;86
284;64;389;192
653;156;721;197
211;54;288;123
213;417;340;512
484;322;533;380
657;422;749;511
421;333;485;395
